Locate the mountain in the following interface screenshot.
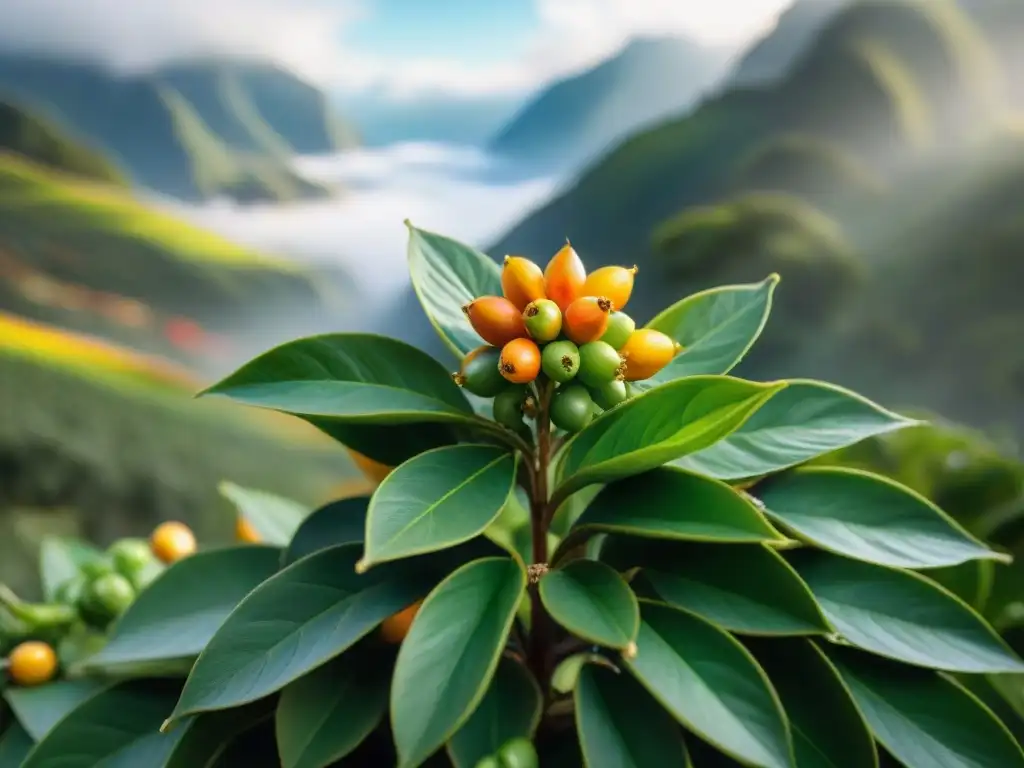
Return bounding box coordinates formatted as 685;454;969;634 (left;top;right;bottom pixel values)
482;0;1024;440
338;91;520;147
0;55;358;203
488;36;732;170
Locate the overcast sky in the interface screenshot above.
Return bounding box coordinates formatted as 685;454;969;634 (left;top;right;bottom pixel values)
0;0;793;97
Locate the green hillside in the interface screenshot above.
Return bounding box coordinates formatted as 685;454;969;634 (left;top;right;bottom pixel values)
0;153;347;364
490;0;1024;438
0;55;355;203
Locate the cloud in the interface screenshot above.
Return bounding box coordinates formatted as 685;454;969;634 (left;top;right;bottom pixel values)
0;0;791;95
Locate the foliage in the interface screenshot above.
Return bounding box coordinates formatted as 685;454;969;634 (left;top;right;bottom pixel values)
4;224;1024;768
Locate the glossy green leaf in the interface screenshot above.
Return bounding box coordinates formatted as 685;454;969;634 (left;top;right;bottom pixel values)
165;700;276;768
406;222;503;358
640;542;829;636
675;381;920;480
789;550;1024;673
573;467;782;544
828;647;1024;768
4;680;109;740
575;663;690;768
539;560;639;650
361;445;516;569
21;680;184;768
392;557;525;768
551;652;618;695
447;657;542;768
744;638;877;768
0;722;32;768
625;602;792;768
758;467;1003;569
219;481;308;547
169;543;429;722
643;275;778;384
283;496;369;566
199;334;477;460
555;376;786;499
276;644;391;768
78;546;281;675
38;537;103;601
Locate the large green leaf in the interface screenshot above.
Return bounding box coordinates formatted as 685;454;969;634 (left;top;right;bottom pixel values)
406;222;503;359
4;680;108;741
675;381;919;480
447;657;542;768
640;542;829;636
21;680;184;768
575;663;690;767
625;602;793;768
78;546;281;675
219;482;308;547
0;722;32;768
539;559;639;651
789;551;1024;673
828;647;1024;768
38;537;103;601
744;638;877;768
758;467;1003;569
555;376;786;499
361;445;517;569
574;467;782;544
275;644;391;768
168;543;429;723
643;275;778;384
199;334;476;462
391;557;525;768
283;496;369;566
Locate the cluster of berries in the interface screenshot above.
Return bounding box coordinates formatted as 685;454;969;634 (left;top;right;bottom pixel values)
453;244;679;433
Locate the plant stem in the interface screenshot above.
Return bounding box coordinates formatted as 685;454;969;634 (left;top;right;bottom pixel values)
528;380;555;690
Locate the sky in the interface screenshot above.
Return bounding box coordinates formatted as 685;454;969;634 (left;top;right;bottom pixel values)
0;0;793;97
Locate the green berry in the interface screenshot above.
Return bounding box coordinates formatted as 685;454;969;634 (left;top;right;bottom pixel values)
523;299;562;342
493;386;527;429
498;737;539;768
456;346;506;397
577;341;624;387
108;538;156;578
80;558;114;580
86;573;135;620
590;378;628;410
600;311;635;349
541;340;580;383
550;384;594;433
474;757;501;768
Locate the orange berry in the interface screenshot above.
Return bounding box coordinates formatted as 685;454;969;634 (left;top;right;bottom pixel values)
563;296;612;345
501;256;546;310
236;516;261;543
621;329;680;381
544;244;586;311
583;265;637;311
499;338;542;384
380;600;422;644
463;296;528;347
7;641;58;686
150;521;197;564
348;449;393;485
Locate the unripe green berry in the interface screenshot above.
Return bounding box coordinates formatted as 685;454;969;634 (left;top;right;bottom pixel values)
493;386;528;429
454;346;506;397
577;341;624;387
523;299;562;343
497;737;539;768
550;384;594;433
590;378;628;410
600;311;635;350
541;340;580;383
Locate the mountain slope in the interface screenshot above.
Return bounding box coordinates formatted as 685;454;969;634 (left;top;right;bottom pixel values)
489;36;731;169
0;55;353;202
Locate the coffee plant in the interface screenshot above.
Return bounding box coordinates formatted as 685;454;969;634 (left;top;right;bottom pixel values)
2;222;1024;768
